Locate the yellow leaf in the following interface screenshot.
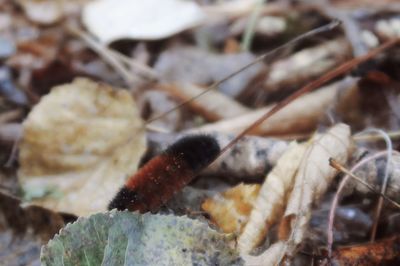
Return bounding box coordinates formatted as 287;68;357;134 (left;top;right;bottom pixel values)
202;183;260;234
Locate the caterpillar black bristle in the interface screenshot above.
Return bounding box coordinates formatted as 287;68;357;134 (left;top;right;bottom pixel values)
165;135;220;172
108;135;220;213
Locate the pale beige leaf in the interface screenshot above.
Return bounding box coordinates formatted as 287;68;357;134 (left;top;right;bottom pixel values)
201;183;260;234
238;142;308;254
19;78;146;216
279;123;352;258
83;0;206;43
191;78;358;137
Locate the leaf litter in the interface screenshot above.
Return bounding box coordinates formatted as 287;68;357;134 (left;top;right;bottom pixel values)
1;0;400;265
19;78;146;216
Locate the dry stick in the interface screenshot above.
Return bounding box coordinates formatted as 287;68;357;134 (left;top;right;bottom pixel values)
218;38;399;157
327;153;400;258
146;20;341;124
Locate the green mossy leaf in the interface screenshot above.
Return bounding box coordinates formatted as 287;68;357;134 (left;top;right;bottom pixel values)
41;210;243;266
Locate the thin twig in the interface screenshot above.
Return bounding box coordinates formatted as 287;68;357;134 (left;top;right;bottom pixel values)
146;20;341;124
327;153;400;258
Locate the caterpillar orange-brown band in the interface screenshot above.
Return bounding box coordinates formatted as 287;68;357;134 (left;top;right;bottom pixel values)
109;135;220;213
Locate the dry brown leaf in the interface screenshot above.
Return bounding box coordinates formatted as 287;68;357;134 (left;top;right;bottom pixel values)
18;78;146;216
238;142;308;254
191;78;358;137
331;234;400;265
158;83;250;121
201;183;260;234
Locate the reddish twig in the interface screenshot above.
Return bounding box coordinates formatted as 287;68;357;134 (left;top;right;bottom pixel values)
219;38;399;157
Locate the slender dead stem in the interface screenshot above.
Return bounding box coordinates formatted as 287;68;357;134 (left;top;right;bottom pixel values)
326;152;400;258
241;0;267;51
329;159;400;208
355;129;393;242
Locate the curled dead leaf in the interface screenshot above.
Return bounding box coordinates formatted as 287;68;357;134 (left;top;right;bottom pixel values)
19;78;146;216
238;142;308;254
245;124;352;265
278;123;352;259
